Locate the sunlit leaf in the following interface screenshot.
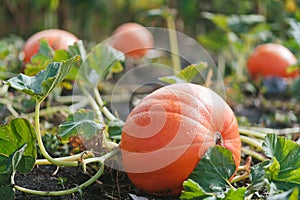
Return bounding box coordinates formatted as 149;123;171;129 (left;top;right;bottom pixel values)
202;12;229;31
5;56;81;101
159;62;207;84
224;187;247;199
180;179;214;200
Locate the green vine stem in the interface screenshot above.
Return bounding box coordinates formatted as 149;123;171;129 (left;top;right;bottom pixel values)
239;126;300;136
241;147;266;161
230;173;249;184
240;135;263;151
94;87;118;122
163;8;181;73
13;161;104;196
0;98;19;117
35;151;94;165
14;148;120;196
81;147;120;172
35;100;78;167
80;86;104;122
239;127;266;139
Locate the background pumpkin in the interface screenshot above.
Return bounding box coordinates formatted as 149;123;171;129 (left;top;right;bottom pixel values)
121;83;241;196
110;22;154;58
23;29;78;63
247;43;298;78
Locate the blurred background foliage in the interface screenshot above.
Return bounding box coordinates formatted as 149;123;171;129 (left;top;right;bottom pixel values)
1;0;300;81
2;0;300;80
0;0;299;42
1;0;300;128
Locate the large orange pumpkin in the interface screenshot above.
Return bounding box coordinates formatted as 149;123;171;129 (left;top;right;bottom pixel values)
23;29;78;63
110;23;154;58
247;43;298;78
121;83;241;196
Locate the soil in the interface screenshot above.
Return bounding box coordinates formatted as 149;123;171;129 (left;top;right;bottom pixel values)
15;164;177;200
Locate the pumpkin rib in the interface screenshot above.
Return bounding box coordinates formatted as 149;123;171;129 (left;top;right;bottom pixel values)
137;87;212;118
160;86;213;114
127;110;211;132
220;115;239;140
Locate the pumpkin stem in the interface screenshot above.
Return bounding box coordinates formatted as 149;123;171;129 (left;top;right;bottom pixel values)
214;132;223;146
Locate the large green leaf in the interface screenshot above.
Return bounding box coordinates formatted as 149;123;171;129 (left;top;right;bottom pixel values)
159;62;207;84
87;44;124;79
0;118;36;173
78;44;124;85
263;134;300;185
57;109;104;143
188;146;236;193
249;134;300;198
5;56;81;101
180;146;242;199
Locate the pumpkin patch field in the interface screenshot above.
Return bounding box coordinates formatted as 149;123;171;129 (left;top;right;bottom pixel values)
0;1;300;200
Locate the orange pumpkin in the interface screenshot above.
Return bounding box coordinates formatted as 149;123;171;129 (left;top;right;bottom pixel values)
121;83;241;196
110;23;154;58
247;43;298;78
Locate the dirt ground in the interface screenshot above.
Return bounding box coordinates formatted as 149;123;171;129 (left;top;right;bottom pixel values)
14;164;179;200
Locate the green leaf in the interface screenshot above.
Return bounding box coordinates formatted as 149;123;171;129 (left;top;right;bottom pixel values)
53;49;70;62
57;109;104;143
180;179;214;200
180;180;246;200
36;38;54;58
84;44;125;83
5;56;81;101
267;187;299;200
202;12;229;31
248;134;300;198
188;146;236;193
224;187;246;200
24;39;54;76
0;185;15;200
107;120;124;140
0;144;28;200
262;134;300;185
264;157;280;181
159;62;207;84
249;160;269;192
0;118;36;173
180;146;238;199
